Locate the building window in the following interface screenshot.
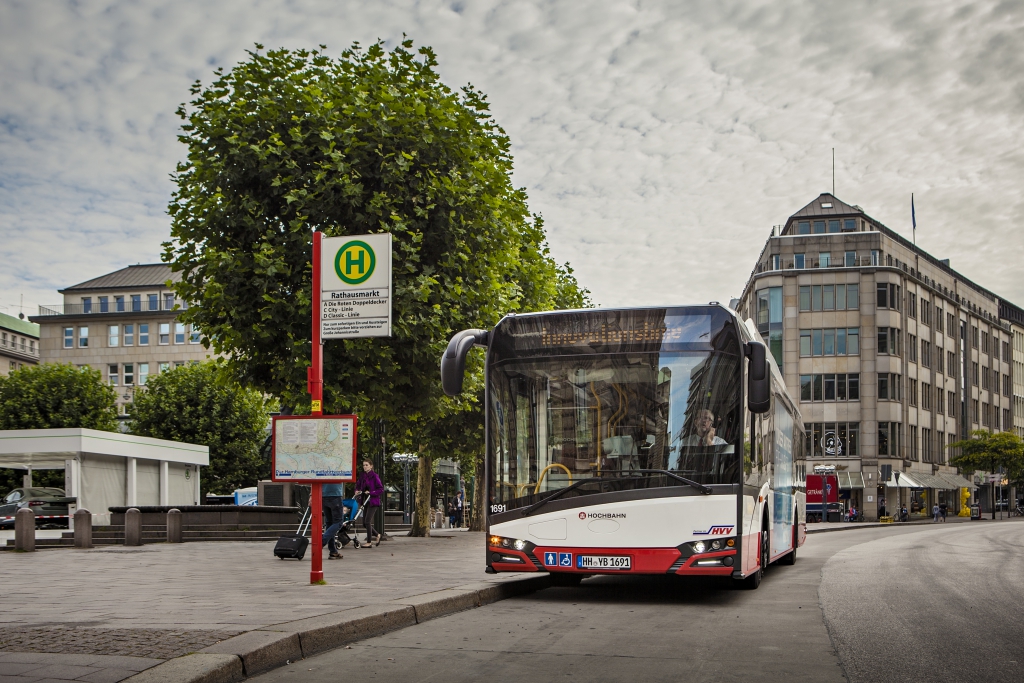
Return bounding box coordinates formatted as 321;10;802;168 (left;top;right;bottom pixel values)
756;287;783;370
936;386;944;414
799;328;859;356
800;374;859;402
971;399;979;424
174;361;185;368
870;250;879;266
108;364;119;386
971;362;979;386
947;313;955;336
907;379;917;406
159;323;170;345
78;326;89;348
190;326;201;344
936;351;944;375
1004;374;1012;397
878;328;901;356
971;326;979;348
63;327;73;349
130;294;141;312
799;286;810;311
843;218;856;231
948;351;956;375
820;253;832;268
949;391;957;417
148;294;159;311
907;296;916;319
813;220;825;234
1003;341;1011;360
99;296;109;313
921;382;932;410
796;221;810;234
138;324;148;346
878;373;902;401
878;422;903;457
175;322;186;344
921;340;930;367
981;366;990;391
907;334;917;362
794;253;805;269
1004;408;1012;430
771;254;780;270
804;423;860;458
115;295;125;312
139;363;149;386
981;331;989;354
845;251;856;267
828;219;840;233
124;364;134;386
164;293;175;310
124;324;134;346
108;325;119;347
159;362;170;373
936;311;944;335
82;297;92;313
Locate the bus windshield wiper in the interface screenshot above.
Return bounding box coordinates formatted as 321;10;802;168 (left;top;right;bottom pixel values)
521;470;712;517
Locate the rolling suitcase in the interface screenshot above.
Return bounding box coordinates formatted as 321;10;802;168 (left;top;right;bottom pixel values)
274;505;311;560
274;534;309;560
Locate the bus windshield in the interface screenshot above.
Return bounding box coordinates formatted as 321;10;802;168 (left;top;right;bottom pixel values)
488;308;742;512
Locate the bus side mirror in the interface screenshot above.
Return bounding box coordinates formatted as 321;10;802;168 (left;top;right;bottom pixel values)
440;329;490;396
745;341;771;414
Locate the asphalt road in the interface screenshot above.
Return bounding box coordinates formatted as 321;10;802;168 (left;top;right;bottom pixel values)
253;520;1024;683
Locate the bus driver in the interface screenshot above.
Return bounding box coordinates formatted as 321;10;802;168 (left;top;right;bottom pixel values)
680;408;728;447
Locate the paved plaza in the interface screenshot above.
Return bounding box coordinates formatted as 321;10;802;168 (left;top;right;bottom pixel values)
0;531;522;682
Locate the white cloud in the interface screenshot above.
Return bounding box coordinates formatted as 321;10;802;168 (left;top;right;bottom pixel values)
1;0;1023;318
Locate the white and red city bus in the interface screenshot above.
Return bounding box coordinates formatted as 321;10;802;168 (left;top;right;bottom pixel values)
441;305;806;588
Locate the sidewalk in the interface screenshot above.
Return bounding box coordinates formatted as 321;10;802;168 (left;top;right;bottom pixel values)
807;514;978;534
0;531;547;683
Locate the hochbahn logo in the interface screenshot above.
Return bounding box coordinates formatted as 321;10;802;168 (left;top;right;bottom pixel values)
334;240;376;285
580;512;626;519
693;525;734;535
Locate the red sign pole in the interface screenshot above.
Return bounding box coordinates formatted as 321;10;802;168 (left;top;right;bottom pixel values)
309;231;324;584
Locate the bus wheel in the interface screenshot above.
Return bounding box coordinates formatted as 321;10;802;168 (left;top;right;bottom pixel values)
737;528;766;590
549;573;583;587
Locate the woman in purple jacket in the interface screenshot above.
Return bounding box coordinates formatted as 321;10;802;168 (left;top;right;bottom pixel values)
356;459;384;547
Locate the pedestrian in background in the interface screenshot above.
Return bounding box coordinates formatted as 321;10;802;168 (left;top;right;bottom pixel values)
932;503;940;522
455;490;465;528
939;502;948;522
356;459;384;547
447;498;457;529
321;482;350;559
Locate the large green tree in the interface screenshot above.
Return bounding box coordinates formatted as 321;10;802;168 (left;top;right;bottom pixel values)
129;362;269;498
165;41;588;531
948;429;1024;518
0;363;118;492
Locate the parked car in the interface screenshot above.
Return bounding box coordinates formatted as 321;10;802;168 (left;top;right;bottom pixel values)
0;488;75;528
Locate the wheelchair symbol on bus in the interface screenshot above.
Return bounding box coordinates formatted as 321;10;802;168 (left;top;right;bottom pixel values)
558;553;572;567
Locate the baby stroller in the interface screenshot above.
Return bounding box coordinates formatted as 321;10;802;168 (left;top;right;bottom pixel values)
325;497;363;551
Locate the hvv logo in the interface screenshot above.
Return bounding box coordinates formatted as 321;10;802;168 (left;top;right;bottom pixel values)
693;525;735;536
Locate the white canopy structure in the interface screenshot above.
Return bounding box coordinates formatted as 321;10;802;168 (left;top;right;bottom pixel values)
0;429;208;525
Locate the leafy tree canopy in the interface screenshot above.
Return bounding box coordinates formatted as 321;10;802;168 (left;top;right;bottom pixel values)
0;363;117;432
129;361;269;497
949;429;1024;487
165;39;589;444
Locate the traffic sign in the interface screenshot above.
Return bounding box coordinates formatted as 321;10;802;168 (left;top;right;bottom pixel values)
320;233;392;339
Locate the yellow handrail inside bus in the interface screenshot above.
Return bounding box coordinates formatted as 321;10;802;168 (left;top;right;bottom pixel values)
534;463;573;494
589;382;602;475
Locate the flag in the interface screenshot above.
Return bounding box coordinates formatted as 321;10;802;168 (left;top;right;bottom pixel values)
912;193;916;230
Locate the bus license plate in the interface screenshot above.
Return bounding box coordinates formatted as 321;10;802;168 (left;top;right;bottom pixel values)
576;555;631;570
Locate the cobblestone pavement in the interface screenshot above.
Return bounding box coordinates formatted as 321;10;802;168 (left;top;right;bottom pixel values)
0;531;521;681
0;626;237;659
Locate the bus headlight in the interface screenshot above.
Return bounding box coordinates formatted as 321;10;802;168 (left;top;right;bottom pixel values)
710;540;722;551
692;541;706;554
501;538;512;548
513;539;527;551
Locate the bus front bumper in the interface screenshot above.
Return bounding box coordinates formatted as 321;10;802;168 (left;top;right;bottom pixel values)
487;540;737;576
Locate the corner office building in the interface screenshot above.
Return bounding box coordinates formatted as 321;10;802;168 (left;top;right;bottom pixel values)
736;194;1018;520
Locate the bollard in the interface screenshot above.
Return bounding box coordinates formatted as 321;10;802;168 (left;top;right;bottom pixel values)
434;511;443;529
124;507;142;546
74;508;93;548
166;508;182;543
14;508;35;552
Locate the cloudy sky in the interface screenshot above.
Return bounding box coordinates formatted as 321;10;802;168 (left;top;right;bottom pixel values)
2;0;1023;318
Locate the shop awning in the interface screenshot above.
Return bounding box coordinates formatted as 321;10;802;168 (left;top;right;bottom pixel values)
907;472;946;489
884;471;925;488
935;472;977;490
837;471;865;489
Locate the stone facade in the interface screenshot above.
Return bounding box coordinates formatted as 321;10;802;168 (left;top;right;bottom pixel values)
30;264;215;414
0;311;40;376
737;194;1017;520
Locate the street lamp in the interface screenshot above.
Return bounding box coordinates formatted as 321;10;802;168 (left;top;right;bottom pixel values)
392;453;418;524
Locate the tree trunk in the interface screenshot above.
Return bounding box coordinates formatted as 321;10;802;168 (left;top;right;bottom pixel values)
470;451;485;531
409;448;432;537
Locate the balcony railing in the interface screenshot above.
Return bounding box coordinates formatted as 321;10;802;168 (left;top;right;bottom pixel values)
36;300;186;316
0;336;39;358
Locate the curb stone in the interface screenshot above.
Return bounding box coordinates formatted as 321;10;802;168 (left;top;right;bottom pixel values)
122;574;550;682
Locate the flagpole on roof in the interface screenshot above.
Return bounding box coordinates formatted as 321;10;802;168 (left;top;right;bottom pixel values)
912;193;916;246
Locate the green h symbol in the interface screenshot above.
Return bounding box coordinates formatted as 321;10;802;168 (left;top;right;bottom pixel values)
345;249;365;275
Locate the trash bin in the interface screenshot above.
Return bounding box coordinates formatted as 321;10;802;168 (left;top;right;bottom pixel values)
970;505;981;520
827;511;842;523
